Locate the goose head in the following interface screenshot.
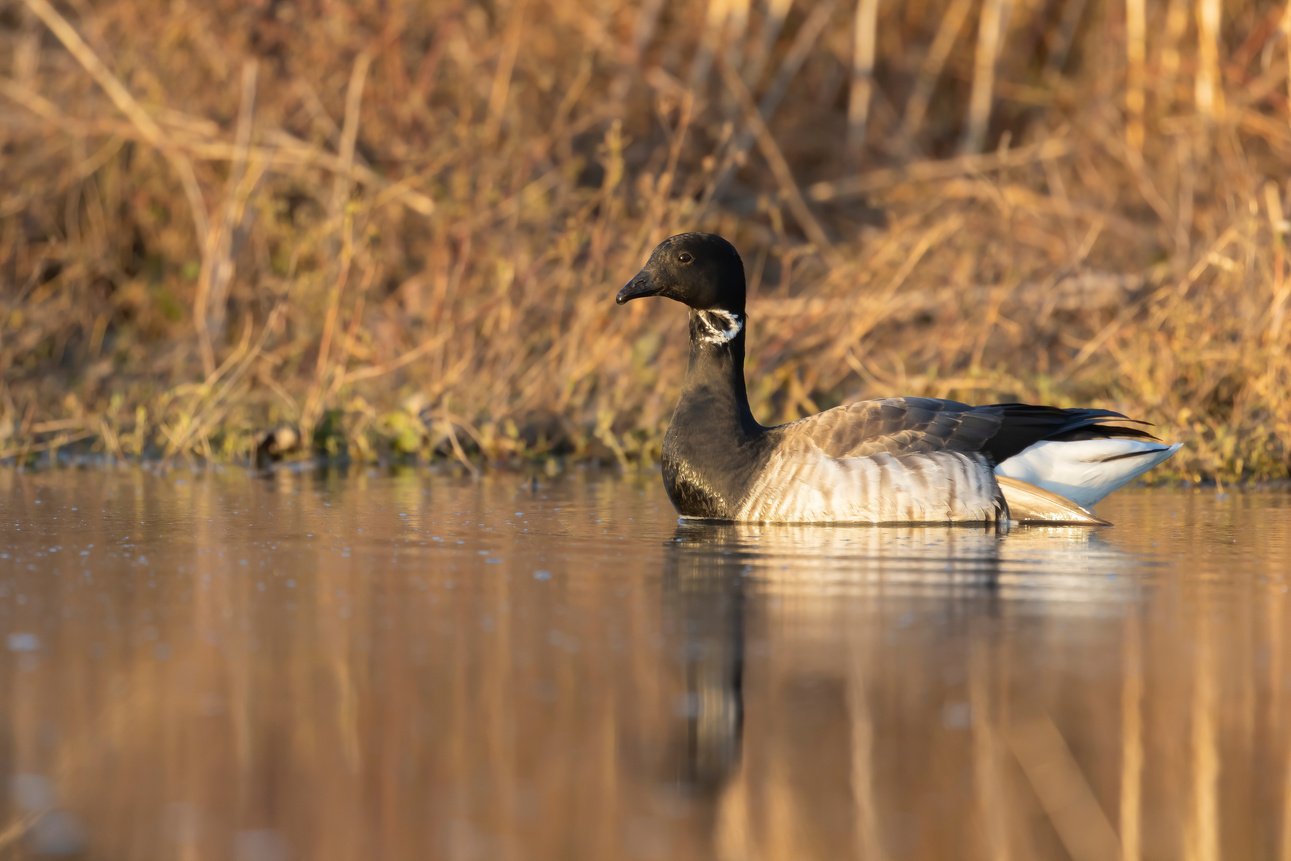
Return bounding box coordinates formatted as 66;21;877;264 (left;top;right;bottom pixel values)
616;233;746;315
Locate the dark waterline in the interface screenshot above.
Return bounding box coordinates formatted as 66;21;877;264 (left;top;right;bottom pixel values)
1;469;1288;860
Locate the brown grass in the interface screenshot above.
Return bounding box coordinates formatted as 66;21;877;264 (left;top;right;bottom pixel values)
1;0;1288;480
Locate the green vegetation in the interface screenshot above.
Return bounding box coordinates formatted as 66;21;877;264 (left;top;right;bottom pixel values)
1;0;1288;480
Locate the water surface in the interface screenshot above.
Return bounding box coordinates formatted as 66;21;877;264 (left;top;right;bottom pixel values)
1;469;1288;860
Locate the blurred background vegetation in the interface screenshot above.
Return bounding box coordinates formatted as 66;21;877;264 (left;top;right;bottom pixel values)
0;0;1287;479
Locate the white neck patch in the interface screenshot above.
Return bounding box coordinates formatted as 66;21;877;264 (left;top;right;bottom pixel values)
695;310;744;345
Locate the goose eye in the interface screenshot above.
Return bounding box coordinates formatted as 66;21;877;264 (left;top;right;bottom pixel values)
677;252;694;265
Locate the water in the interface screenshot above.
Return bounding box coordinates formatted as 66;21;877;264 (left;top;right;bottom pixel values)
1;469;1288;860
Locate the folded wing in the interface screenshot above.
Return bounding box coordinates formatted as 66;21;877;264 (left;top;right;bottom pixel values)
762;397;1175;522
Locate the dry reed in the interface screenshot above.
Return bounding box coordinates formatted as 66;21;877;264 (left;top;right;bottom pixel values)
0;0;1288;480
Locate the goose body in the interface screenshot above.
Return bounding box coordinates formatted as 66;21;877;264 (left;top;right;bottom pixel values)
617;233;1180;525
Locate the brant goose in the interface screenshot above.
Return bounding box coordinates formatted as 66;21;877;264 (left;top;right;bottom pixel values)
616;233;1181;525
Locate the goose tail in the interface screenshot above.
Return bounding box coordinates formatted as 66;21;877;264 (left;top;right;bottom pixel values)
995;439;1182;513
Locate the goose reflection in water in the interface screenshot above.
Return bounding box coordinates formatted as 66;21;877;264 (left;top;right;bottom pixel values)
667;519;1141;602
660;533;747;794
651;519;1145;841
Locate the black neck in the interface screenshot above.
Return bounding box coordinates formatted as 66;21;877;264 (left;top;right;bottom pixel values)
681;312;761;437
660;312;770;519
